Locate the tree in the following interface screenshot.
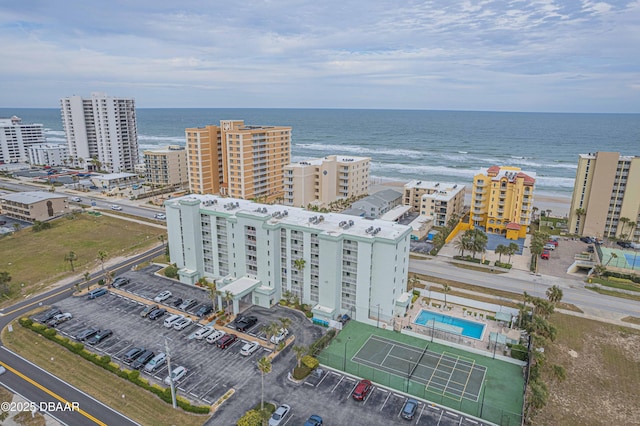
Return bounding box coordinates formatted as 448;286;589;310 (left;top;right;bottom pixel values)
223;290;233;315
545;209;552;217
454;234;472;257
257;356;272;412
0;271;12;296
626;221;637;241
293;258;306;273
442;283;451;308
574;208;586;227
83;271;91;291
12;223;21;233
495;244;508;263
279;317;292;332
432;231;446;250
207;281;218;311
97;250;107;274
507;242;519;264
532;206;539;221
261;322;281;350
158;234;166;248
619;217;630;238
604;252;618;267
530;231;550;274
293;345;307;369
545;285;563;305
64;251;78;272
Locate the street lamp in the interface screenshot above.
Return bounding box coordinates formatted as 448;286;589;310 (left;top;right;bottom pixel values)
376;304;380;328
406;356;413;392
164;337;177;409
343;337;351;372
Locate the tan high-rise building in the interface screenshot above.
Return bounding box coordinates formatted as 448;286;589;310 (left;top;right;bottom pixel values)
143;145;188;187
186;120;291;202
469;166;535;240
568;152;640;241
283;155;370;207
403;180;466;227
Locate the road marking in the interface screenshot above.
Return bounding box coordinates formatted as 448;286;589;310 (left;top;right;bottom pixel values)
0;360;107;426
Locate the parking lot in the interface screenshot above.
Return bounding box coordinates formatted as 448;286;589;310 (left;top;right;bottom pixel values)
302;369;489;425
35;265;324;406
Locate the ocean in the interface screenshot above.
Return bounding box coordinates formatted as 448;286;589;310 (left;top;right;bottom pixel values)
2;108;638;200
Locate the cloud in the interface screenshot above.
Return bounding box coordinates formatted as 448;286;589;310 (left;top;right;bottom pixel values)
0;0;639;111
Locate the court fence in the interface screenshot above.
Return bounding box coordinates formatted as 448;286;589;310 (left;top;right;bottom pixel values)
316;351;523;426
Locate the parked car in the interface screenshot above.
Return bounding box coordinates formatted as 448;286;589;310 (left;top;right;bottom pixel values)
179;298;198;311
164;314;183;328
154;213;166;220
111;205;122;211
206;330;226;344
87;288;108;299
546;240;559;247
195;304;213;317
235;315;258;332
153;291;172;303
140;304;159;318
580;236;595;244
144;352;167;373
339;314;351;325
541;251;550;260
172;297;183;307
587;245;595;253
112;277;130;288
543;243;555;251
38;307;61;323
123;347;145;364
75;327;99;341
70;196;82;202
87;329;113;345
270;328;289;345
173;317;193;331
131;350;155;370
401;398;419;420
240;341;261;356
352;379;372;401
269;404;291;426
304;415;323;426
47;312;72;327
194;326;215;340
617;241;632;248
148;308;167;320
216;333;237;349
164;366;188;385
0;366;5;375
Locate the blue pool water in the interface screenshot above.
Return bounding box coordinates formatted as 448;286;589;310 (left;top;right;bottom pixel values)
414;310;486;340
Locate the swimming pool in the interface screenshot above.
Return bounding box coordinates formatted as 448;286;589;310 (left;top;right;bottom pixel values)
414;310;486;340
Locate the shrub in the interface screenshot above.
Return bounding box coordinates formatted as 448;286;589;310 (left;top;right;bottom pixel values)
508;343;528;361
293;365;312;380
164;264;178;278
411;294;419;303
301;355;319;369
237;409;263;426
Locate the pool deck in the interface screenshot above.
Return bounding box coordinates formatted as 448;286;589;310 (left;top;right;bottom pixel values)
400;298;521;354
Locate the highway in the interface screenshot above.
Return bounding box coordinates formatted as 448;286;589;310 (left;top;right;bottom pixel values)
0;245;164;425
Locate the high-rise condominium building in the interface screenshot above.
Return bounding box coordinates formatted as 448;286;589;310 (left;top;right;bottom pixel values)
283;155;371;207
568;152;640;241
186;120;291;202
164;194;411;324
60;92;139;173
469;166;535;240
0;116;45;164
143;145;188;187
403;180;466;227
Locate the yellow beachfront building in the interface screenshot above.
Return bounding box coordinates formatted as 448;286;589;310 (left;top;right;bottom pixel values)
469;165;535;240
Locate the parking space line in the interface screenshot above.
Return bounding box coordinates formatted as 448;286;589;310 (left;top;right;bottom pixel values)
331;376;345;393
362;387;374;405
185;377;208;394
379;390;391;411
316;370;329;387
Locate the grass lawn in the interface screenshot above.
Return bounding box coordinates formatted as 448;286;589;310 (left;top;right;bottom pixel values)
534;313;640;425
0;213;165;305
1;317;209;426
590;277;640;293
319;321;524;425
585;286;640;302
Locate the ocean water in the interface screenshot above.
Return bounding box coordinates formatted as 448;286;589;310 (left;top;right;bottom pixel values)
2;108;638;199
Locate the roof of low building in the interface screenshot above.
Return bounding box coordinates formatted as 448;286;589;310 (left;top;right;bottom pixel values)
0;191;68;204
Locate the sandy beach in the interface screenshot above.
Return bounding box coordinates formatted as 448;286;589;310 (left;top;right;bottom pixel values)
371;179;571;218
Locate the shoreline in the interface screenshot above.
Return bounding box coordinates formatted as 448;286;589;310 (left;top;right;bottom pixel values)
371;179;571;218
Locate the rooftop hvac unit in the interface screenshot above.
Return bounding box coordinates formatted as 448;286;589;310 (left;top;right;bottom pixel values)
309;216;317;223
283;211;288;216
318;215;324;222
339;221;346;227
261;207;267;213
349;220;354;226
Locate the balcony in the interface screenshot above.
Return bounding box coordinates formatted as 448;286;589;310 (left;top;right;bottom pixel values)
472;215;484;222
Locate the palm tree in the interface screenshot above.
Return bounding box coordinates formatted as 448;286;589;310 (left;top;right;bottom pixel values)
97;250;107;274
158;234;166;247
83;271;91;291
545;209;552;217
224;290;233;315
12;223;21;233
454;234;471;257
432;231;446;250
495;244;508;263
619;217;630;238
442;283;451;308
207;281;218;311
293;345;307;369
532;206;539;221
626;221;637;242
257;356;272;412
293;258;306;273
507;242;519;264
279;317;292;332
604;252;618;267
546;285;563;305
574;208;586;223
64;251;77;272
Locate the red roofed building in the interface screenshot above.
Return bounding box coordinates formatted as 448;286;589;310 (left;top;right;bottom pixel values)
468;166;536;240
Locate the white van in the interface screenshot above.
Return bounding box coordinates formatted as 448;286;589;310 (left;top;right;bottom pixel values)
164;314;183;328
144;352;166;373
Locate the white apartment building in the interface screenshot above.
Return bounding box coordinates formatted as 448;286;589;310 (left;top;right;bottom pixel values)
143;145;188;187
0;116;45;164
60;92;138;173
403;180;466;227
28;144;70;167
165;194;412;325
283;155;370;207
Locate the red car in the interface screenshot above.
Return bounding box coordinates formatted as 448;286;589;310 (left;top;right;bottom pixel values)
352;379;372;401
547;240;559;247
541;251;550;260
217;333;237;349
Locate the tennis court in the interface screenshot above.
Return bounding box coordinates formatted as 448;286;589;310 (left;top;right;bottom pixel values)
352;335;486;402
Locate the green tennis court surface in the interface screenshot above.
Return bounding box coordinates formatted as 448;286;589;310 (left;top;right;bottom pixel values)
354;335;486;401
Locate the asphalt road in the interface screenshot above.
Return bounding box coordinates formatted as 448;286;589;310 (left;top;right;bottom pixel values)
0;245;164;426
409;257;640;318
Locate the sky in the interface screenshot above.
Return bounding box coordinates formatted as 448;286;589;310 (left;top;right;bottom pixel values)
1;1;639;112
